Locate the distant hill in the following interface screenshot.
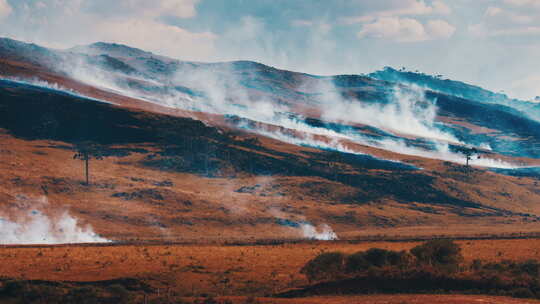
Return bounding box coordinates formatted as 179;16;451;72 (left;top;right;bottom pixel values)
369;67;540;121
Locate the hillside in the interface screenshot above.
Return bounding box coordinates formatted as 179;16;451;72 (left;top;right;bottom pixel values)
1;38;540;243
370;66;540;121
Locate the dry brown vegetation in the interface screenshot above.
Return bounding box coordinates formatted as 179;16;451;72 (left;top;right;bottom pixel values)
2;239;540;299
3;46;540;303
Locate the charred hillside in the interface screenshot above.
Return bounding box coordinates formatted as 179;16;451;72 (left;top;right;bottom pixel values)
2;38;540;241
0;79;490;210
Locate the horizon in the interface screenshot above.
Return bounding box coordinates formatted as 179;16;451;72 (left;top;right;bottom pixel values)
0;0;539;101
2;35;536;105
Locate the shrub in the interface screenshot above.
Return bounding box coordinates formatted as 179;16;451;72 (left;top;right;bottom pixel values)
519;260;540;277
107;284;132;303
0;280;25;297
410;239;463;272
345;249;413;274
470;259;483;271
300;252;346;282
62;286;100;304
345;251;370;273
510;287;536;298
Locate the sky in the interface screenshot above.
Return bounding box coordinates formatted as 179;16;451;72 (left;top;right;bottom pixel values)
0;0;539;100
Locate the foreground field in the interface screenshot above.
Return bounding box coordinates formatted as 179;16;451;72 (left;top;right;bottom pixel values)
2;238;540;299
187;295;540;304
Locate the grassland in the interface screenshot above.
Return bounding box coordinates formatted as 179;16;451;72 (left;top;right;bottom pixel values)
2;238;540;300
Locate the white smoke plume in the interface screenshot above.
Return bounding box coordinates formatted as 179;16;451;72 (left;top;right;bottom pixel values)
319;83;460;143
0;196;109;245
269;207;338;241
17;47;519;169
300;223;338;241
164;65;516;169
0;76;115;105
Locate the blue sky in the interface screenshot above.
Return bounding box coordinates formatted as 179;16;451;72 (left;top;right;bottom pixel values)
0;0;539;100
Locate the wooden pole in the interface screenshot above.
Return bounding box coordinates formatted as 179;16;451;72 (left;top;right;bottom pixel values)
85;156;89;185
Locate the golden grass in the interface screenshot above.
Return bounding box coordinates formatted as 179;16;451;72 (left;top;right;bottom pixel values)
2;239;540;297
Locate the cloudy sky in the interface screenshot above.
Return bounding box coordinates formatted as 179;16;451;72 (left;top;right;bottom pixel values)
0;0;539;100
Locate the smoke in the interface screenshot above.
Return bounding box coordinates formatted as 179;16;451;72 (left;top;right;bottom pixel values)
319;83;460;144
13;46;519;169
356;136;518;169
165;65;515;169
269;207;338;241
304;80;518;169
0;197;109;245
300;223;338;241
0;76;115;105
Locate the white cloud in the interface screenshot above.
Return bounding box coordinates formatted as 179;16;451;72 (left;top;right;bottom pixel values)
485;6;533;24
426;19;456;38
292;19;314;27
0;0;12;20
503;0;540;9
358;17;455;42
112;0;199;19
0;0;214;61
94;19;216;61
492;26;540;36
486;6;503;16
508;14;534;24
469;24;540;37
469;2;540;38
344;0;451;24
432;1;452;15
358;17;427;42
35;2;47;9
510;74;540;100
468;23;487;37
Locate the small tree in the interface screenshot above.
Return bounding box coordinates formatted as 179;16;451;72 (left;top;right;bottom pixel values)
456;147;480;167
73;141;104;185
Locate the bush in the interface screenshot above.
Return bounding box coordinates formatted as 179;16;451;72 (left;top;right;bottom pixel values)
107;284;133;303
300;252;346;282
0;280;25;297
410;239;463;272
519;260;540;276
345;249;413;273
295;240;540;301
510;287;536;298
62;286;100;304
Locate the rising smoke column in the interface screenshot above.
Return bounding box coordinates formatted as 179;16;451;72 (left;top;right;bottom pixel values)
0;196;109;245
300;223;338;240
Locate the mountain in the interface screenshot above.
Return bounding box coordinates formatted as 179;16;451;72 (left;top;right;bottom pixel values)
1;38;540;242
369;66;540;121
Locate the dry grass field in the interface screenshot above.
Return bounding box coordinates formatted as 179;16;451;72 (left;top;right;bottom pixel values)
2;238;540;299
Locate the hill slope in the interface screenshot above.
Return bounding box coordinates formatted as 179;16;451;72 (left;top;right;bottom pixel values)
1;38;540;242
